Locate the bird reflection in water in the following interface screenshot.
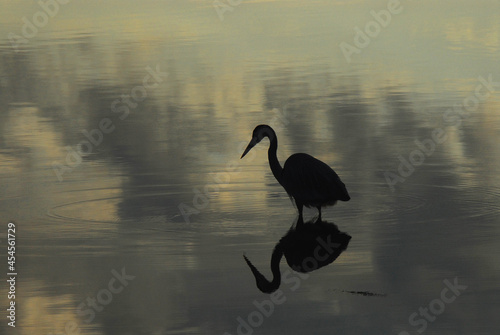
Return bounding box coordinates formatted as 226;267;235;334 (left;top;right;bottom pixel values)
241;125;350;223
244;219;351;293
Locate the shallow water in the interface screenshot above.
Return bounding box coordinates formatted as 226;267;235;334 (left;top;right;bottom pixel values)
1;1;500;334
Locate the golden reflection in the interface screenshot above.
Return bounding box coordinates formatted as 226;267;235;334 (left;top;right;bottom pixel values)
0;1;499;334
22;293;87;335
445;19;500;51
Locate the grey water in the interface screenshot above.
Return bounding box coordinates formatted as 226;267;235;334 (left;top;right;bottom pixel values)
1;1;500;334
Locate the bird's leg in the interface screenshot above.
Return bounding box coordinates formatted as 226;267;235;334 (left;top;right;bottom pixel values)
297;214;304;227
296;200;304;225
317;206;322;222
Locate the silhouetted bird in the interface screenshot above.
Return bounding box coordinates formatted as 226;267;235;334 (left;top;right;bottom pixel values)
241;125;350;221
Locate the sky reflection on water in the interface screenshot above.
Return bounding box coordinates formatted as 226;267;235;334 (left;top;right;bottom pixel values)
1;1;500;334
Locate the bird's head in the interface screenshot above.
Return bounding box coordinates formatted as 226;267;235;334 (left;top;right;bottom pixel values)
241;125;275;159
243;254;280;294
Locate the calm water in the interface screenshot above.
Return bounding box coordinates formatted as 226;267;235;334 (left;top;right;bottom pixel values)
1;1;500;334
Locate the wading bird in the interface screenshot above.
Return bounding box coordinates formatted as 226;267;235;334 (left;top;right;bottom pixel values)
241;125;350;221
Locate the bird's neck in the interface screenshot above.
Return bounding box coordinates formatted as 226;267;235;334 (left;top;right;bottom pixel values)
244;243;283;293
269;243;283;287
267;131;283;184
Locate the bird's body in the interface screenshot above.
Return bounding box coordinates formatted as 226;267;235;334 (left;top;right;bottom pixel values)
241;125;350;221
282;153;350;210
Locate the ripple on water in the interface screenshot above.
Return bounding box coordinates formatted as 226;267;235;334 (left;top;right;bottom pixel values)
46;180;500;231
47;195;123;224
431;184;500;221
376;182;500;224
46;182;196;224
325;180;500;228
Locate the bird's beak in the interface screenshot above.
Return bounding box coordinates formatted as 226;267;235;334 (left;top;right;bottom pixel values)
241;138;256;159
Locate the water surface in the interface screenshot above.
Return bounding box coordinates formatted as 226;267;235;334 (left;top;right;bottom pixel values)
1;1;500;334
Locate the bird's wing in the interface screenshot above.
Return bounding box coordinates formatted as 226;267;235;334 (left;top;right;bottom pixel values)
282;154;350;205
